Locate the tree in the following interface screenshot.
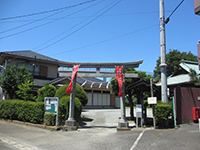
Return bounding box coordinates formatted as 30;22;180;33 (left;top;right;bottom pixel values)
188;68;200;86
16;80;36;101
0;64;33;99
111;68;152;119
154;50;197;78
37;82;57;102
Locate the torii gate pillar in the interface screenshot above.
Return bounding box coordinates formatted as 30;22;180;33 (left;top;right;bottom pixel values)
117;68;130;130
65;74;78;131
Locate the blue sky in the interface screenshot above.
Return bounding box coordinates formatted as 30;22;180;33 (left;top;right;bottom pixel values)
0;0;199;74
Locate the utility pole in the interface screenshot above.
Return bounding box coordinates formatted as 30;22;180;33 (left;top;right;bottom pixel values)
159;0;168;103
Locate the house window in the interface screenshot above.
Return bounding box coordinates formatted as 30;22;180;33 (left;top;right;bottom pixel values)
17;63;40;76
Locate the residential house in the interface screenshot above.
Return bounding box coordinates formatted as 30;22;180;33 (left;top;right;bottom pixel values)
0;50;59;92
0;51;115;107
156;60;200;123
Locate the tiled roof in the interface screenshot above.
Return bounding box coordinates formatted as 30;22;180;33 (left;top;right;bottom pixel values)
156;60;198;86
76;77;109;87
1;50;58;63
48;76;109;88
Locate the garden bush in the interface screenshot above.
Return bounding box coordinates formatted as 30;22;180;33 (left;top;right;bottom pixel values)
58;96;82;125
55;84;88;106
44;113;56;126
0;100;44;124
0;97;82;126
37;83;56;102
155;103;172;128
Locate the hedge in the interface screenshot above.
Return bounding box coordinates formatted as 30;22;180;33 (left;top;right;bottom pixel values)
0;97;82;126
37;83;57;102
44;113;56;126
0;100;44;124
155;103;172;126
55;84;88;106
58;96;82;125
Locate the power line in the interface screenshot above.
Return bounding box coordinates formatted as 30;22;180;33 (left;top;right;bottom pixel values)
49;23;158;56
165;0;184;24
0;9;66;34
33;0;106;50
0;10;173;23
0;0;97;21
0;0;102;39
35;0;122;52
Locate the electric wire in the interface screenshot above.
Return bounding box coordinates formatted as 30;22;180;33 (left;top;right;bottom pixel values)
33;0;106;50
165;0;184;24
0;0;99;39
34;0;122;52
0;9;66;34
0;0;97;21
49;23;159;56
0;10;172;23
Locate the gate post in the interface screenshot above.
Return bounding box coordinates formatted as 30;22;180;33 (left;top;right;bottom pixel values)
65;74;77;131
117;67;129;130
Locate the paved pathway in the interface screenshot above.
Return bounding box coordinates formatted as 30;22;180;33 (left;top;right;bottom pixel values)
0;109;200;150
80;108;153;130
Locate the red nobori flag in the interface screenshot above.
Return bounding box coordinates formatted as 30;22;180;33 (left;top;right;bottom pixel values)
66;65;80;94
115;66;123;97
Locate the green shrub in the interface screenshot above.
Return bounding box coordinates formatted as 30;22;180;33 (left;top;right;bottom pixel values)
44;113;56;126
155;103;172;125
37;83;56;102
0;100;44;124
58;96;82;125
0;97;82;126
16;80;36;101
55;84;88;106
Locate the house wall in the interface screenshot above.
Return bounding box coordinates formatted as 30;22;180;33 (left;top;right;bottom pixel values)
7;59;58;79
175;87;200;124
84;85;113;107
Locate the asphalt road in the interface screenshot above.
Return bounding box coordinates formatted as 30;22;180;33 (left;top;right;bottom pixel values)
0;109;200;150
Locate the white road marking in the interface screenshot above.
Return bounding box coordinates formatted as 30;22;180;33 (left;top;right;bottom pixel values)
1;137;41;150
129;129;145;150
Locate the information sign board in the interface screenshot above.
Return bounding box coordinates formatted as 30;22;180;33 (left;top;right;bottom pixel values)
44;97;59;127
148;97;157;105
44;97;59;115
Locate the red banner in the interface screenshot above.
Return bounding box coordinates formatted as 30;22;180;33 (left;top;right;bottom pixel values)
66;65;80;94
198;42;200;70
115;66;123;97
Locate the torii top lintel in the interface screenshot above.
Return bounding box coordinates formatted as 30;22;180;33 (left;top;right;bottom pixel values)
58;60;143;69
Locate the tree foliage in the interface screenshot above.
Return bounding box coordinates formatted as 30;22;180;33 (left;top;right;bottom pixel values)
16;80;36;101
154;50;197;78
111;68;152;97
37;82;56;102
111;68;152;119
0;64;33;99
188;68;200;86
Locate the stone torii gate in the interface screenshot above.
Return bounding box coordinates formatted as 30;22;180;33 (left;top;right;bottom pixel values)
58;60;143;130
